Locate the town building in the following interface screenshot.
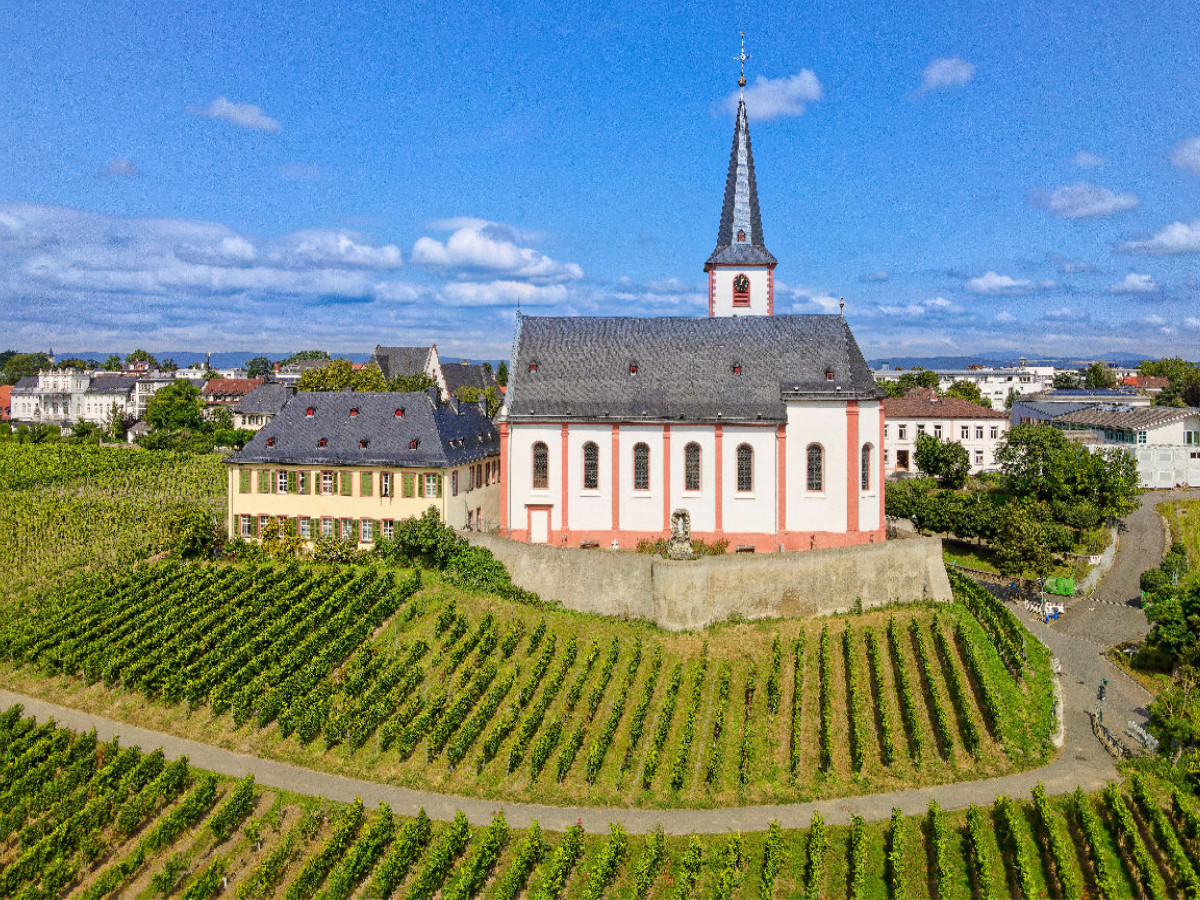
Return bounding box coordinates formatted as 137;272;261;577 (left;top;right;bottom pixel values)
233;382;296;431
9;367;183;428
227;390;501;545
882;389;1009;475
200;377;264;410
0;384;11;422
1051;405;1200;488
499;83;884;552
872;361;1056;408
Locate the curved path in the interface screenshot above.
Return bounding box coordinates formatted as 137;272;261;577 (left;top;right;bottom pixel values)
2;489;1192;835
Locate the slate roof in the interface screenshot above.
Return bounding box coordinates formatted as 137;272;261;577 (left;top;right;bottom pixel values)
11;377;38;393
1053;406;1200;431
368;345;430;380
85;375;138;395
230;390;499;468
443;361;497;397
1032;388;1141;401
1011;400;1095;420
705;98;777;269
506;315;879;423
234;382;296;415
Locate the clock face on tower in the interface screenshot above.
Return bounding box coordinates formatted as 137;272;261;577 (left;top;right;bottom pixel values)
733;274;750;293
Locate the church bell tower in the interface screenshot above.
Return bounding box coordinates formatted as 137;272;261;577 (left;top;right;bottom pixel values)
706;35;777;317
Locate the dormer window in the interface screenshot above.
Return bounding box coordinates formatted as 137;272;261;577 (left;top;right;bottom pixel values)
265;437;275;447
359;439;369;449
825;368;835;381
528;362;538;373
305;407;315;417
732;363;742;375
629;363;638;375
349;407;358;418
409;439;419;450
737;229;746;242
317;438;327;448
395;408;404;418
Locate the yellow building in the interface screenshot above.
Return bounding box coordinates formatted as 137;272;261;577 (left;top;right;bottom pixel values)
227;390;501;545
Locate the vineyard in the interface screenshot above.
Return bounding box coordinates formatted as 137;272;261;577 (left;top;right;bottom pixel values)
0;444;225;598
1;556;1054;809
2;706;1198;899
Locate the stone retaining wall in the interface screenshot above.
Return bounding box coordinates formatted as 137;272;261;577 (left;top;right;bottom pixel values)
467;532;953;631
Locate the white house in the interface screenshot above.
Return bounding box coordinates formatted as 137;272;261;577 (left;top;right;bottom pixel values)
498;87;884;552
873;362;1056;409
1052;406;1200;488
882;390;1009;475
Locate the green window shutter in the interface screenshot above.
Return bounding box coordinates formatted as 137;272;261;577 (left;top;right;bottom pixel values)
252;516;259;538
287;471;297;493
289;517;299;536
403;473;415;498
351;519;360;543
361;471;373;496
436;473;443;498
239;469;251;494
340;472;352;496
375;519;383;540
258;469;270;493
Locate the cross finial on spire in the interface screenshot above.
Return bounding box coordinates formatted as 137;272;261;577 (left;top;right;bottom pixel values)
734;32;750;95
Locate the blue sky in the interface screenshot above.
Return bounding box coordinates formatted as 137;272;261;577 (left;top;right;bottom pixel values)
3;0;1200;360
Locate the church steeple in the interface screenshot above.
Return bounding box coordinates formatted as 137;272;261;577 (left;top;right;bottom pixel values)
706;34;777;317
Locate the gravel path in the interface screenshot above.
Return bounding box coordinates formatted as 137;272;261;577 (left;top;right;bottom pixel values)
2;489;1192;835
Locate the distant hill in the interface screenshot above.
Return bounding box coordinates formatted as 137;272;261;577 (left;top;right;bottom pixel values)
868;352;1154;370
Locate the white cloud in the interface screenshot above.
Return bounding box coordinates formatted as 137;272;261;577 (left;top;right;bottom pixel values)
1170;137;1200;175
721;70;823;120
438;281;568;307
280;163;323;181
1030;182;1139;218
1044;306;1087;321
1185;317;1200;330
188;97;281;133
859;270;889;283
1050;253;1093;274
1110;273;1158;294
642;277;694;295
965;271;1033;295
918;57;975;93
993;311;1017;324
103;158;140;177
1071;151;1104;168
269;231;402;270
412;220;582;284
1118;219;1200;254
878;296;964;319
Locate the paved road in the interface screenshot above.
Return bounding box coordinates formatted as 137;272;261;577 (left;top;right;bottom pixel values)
2;489;1192;835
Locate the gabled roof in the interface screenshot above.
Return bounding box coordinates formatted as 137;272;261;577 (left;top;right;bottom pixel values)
368;345;431;380
705;98;776;270
506;314;878;423
1053;406;1200;431
229;390;498;468
883;394;1008;420
234;382;296;415
11;376;38;392
442;361;497;397
1011;400;1096;419
201;377;263;399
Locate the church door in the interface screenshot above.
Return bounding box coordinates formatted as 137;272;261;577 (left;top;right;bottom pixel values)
529;507;550;544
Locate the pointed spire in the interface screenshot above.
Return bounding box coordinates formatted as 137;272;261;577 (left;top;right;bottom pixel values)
705;84;776;271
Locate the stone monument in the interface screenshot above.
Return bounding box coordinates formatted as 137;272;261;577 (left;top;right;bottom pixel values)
667;508;694;560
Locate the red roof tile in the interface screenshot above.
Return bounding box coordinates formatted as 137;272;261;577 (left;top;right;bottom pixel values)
883;393;1007;420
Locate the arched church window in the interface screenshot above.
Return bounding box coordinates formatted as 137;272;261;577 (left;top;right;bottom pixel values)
737;444;754;492
684;442;701;491
861;443;872;491
633;443;650;491
806;444;824;492
532;441;549;489
582;441;599;490
733;273;750;307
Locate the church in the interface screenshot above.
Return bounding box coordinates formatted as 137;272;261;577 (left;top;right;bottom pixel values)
498;66;885;552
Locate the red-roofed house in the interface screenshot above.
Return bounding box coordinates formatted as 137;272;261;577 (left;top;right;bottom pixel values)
0;384;11;421
201;377;264;410
883;389;1009;475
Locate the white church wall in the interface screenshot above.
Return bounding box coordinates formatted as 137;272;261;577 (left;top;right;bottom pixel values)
721;425;778;536
667;426;717;534
857;401;883;533
566;423;613;533
785;400;850;534
710;267;772;317
507;423;563;532
618;424;665;533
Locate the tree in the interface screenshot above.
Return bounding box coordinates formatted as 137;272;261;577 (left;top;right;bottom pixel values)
296;359;390;392
125;349;159;369
278;349;330;366
944;380;992;408
144;379;205;431
390;372;436;393
1053;371;1082;389
994;501;1054;581
102;354;123;371
914;433;970;489
1158;368;1200;408
877;368;940;398
2;352;51;384
246;356;274;379
55;357;89;370
496;361;509;387
166;507;222;559
106;402;130;440
1083;360;1117;389
159;358;178;372
454;384;501;418
1148;666;1200;763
